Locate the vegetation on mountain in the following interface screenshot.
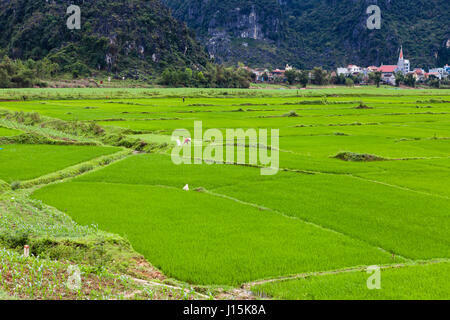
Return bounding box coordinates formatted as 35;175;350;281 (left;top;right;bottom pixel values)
0;0;210;80
164;0;450;69
159;65;253;88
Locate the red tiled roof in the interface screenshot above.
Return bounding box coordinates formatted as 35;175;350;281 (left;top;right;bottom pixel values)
378;65;397;73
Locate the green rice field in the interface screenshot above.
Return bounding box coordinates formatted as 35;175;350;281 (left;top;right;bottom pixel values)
252;261;450;300
0;144;121;183
0;126;21;137
1;87;449;299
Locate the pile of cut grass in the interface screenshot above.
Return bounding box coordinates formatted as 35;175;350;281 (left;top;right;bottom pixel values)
334;152;385;162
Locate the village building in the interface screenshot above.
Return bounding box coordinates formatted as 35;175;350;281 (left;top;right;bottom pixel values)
337;67;350;76
429;68;445;79
444;65;450;74
425;71;442;80
378;65;397;85
336;47;419;85
397;46;410;74
412;68;426;81
347;65;362;75
244;64;292;83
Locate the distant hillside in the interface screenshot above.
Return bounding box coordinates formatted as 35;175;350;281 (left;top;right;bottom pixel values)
163;0;450;69
0;0;210;78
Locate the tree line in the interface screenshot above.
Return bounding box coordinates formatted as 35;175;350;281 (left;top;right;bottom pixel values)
159;65;253;88
0;55;253;89
285;67;383;87
0;56;58;88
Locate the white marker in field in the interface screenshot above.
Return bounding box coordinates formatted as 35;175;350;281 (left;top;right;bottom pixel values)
183;184;189;191
24;245;30;257
176;139;182;147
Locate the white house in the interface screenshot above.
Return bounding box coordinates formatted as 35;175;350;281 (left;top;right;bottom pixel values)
337;67;350;76
347;65;362;74
429;68;445;79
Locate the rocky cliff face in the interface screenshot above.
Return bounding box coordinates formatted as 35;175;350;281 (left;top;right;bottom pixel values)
164;0;450;69
0;0;209;77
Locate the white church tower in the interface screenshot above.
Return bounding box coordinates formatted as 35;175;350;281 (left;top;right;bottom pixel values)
397;46;410;74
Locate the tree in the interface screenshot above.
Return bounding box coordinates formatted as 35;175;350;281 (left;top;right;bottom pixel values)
181;68;193;86
311;67;327;85
160;69;175;86
159;64;251;88
370;71;382;87
345;78;354;87
11;69;35;87
404;74;416;87
428;78;440;88
196;71;207;86
394;72;404;87
331;74;346;85
285;69;298;85
35;58;59;79
0;68;11;88
298;70;309;88
0;56;40;88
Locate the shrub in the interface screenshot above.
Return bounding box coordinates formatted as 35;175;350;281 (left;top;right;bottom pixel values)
0;231;29;248
345;78;354;87
30;112;41;124
284;111;299;117
78;164;94;174
355;102;372;109
11;181;21;190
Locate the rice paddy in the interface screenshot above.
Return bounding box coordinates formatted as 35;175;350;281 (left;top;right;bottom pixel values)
0;127;21;137
251;261;450;300
0;144;121;183
1;87;449;299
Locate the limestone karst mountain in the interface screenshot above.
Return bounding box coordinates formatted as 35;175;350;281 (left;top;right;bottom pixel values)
163;0;450;68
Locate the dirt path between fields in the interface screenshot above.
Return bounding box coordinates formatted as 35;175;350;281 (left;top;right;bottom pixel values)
242;259;450;290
